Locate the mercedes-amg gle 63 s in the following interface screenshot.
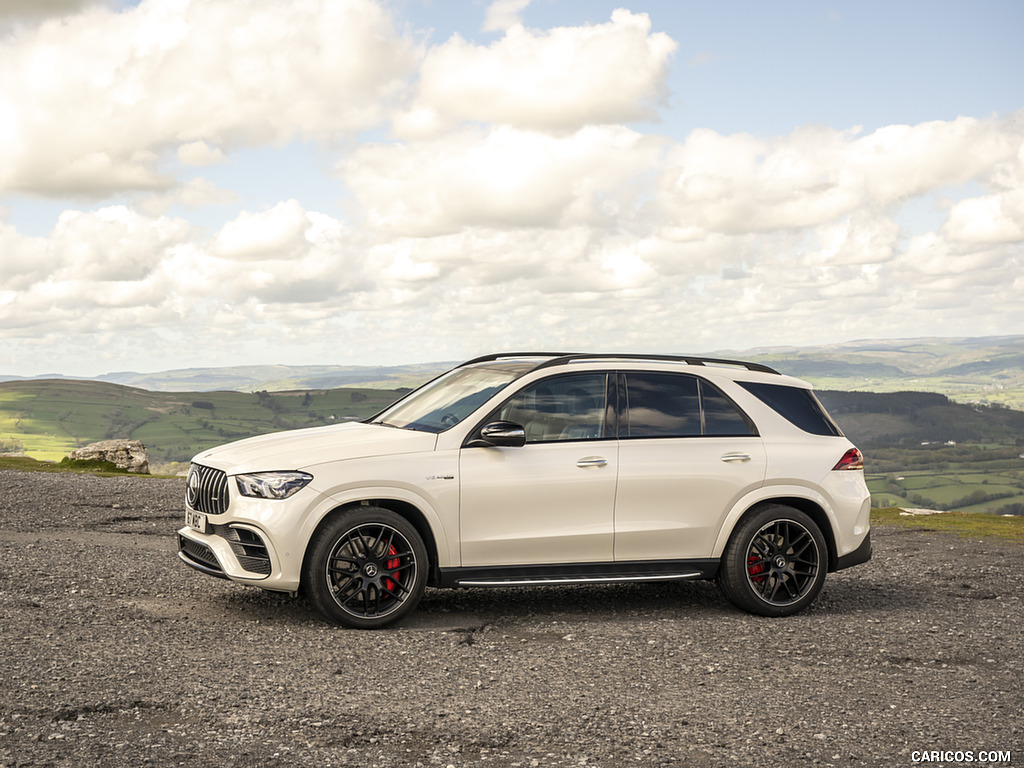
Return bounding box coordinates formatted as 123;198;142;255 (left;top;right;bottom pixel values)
178;353;871;628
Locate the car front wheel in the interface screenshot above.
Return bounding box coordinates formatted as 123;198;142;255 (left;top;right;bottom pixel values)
717;505;827;617
304;507;428;629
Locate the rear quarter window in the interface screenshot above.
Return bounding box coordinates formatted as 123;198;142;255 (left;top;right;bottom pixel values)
737;381;843;437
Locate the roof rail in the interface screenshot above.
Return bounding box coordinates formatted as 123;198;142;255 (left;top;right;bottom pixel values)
459;352;574;366
460;352;779;375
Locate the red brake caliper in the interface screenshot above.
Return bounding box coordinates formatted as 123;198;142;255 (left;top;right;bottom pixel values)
385;544;400;592
747;556;766;583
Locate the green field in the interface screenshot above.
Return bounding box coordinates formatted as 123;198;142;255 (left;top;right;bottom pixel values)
0;379;403;472
871;507;1024;543
866;444;1024;515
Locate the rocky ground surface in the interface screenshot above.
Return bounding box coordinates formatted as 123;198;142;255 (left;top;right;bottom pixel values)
0;469;1021;768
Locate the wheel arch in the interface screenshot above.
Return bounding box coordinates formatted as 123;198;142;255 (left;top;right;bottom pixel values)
302;498;443;589
718;496;839;572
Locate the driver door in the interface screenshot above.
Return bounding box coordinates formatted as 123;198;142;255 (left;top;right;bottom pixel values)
458;373;617;567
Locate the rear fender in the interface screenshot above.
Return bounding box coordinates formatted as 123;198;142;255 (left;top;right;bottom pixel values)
711;485;839;563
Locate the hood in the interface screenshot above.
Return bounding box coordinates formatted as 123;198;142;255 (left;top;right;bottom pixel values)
191;422;438;475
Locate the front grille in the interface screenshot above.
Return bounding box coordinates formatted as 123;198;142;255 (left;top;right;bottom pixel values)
186;463;229;515
212;524;272;575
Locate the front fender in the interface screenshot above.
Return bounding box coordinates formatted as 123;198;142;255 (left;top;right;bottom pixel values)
298;484;455;569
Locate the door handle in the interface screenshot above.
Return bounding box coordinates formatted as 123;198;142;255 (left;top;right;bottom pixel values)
721;452;751;463
576;457;608;468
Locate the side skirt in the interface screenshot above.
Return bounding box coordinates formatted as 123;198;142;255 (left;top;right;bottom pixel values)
438;558;720;589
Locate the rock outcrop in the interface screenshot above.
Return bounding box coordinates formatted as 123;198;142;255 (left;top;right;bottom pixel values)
69;439;150;474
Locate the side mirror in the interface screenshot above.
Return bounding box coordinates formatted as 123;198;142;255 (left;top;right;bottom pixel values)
468;421;526;448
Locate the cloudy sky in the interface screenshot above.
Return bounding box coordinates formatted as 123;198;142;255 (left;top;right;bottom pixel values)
1;0;1022;377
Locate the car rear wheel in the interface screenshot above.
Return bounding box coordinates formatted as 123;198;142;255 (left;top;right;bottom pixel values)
304;507;427;629
717;505;827;617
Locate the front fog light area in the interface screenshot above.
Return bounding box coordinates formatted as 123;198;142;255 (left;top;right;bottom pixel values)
235;471;313;500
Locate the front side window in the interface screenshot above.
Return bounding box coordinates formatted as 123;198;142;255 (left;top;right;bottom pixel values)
497;373;609;442
623;373;755;438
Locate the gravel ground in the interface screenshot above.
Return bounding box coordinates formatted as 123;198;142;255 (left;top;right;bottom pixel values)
0;469;1021;768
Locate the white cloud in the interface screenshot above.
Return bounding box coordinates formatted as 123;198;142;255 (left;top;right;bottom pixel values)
482;0;532;33
0;206;193;336
210;200;315;261
396;9;676;136
657;115;1024;236
944;191;1024;244
137;177;239;217
0;0;1021;375
0;0;418;197
342;125;665;235
177;141;226;167
4;109;1023;376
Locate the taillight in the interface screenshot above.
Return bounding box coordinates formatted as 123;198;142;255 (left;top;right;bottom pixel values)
833;448;864;471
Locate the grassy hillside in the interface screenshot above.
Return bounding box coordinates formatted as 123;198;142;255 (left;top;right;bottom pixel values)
0;379;402;471
815;390;1024;447
871;507;1024;544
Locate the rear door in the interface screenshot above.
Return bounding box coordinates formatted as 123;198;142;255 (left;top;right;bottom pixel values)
613;372;767;561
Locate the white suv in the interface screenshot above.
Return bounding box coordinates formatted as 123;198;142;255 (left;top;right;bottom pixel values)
178;353;871;628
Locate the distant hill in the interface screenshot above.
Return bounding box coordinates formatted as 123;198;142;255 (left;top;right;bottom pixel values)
0;363;451;393
742;335;1024;408
3;335;1023;406
95;362;452;392
815;390;1024;448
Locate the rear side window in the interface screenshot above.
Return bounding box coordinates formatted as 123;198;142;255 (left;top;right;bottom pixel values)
624;373;701;437
738;382;843;437
623;373;755;438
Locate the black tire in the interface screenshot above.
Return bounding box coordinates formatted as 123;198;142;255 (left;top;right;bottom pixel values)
717;505;827;617
303;506;427;629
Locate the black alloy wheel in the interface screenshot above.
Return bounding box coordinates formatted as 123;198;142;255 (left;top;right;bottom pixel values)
304;507;427;629
717;504;827;617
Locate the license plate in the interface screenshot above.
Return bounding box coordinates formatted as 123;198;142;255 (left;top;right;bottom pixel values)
185;509;207;533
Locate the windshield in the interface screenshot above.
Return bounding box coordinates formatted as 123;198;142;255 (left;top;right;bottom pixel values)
373;366;523;433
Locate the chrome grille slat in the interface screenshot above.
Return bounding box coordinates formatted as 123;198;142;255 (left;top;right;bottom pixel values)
186;463;229;515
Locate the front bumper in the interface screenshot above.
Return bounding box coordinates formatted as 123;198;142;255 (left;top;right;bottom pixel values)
176;518;301;593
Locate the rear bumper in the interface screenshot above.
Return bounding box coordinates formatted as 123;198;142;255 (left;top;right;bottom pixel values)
834;531;871;571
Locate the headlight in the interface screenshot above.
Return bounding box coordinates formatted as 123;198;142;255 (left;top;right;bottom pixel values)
235;471;313;500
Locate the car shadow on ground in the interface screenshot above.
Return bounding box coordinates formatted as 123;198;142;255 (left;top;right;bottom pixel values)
196;564;919;629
